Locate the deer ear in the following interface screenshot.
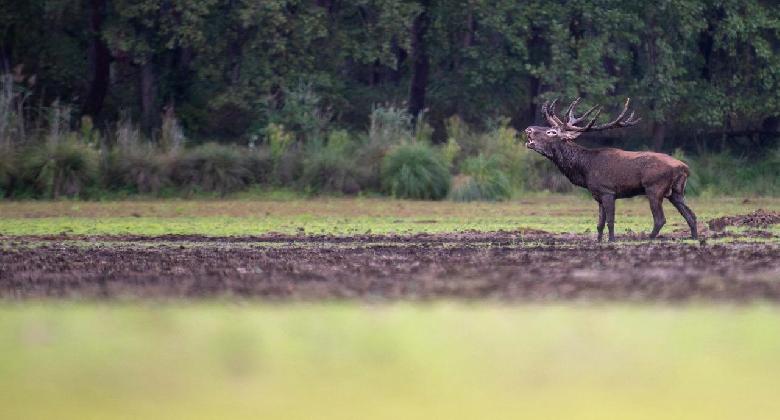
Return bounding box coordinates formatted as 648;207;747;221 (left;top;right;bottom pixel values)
559;130;582;141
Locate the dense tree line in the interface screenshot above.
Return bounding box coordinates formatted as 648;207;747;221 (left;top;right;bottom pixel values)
1;0;779;151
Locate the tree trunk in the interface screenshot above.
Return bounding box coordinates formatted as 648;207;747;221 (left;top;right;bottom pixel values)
408;4;430;123
82;0;111;119
140;60;157;134
652;121;666;151
762;116;779;133
0;23;13;72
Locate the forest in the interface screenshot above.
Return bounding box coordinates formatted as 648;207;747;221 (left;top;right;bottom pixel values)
1;0;779;199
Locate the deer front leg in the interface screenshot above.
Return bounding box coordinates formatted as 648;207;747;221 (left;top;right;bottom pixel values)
601;194;616;242
597;202;606;242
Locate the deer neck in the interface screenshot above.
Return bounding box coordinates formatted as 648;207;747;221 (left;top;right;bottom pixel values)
548;141;590;188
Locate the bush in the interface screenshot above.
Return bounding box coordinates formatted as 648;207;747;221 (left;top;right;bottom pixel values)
245;146;275;185
381;142;450;200
300;130;360;194
22;137;99;198
264;83;331;142
683;148;780;196
105;144;174;195
0;145;15;196
450;155;511;201
172;143;251;196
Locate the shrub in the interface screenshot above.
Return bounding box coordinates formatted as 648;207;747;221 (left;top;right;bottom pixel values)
300;130;360;194
102;118;175;195
22;137;99;198
105;144;174;195
450;155;511;201
381;142;450;200
244;146;274;185
172;143;251;196
683;148;780;196
0;145;15;196
265;83;331;142
369;104;412;145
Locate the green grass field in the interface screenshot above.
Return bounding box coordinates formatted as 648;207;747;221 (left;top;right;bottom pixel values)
1;195;778;236
1;195;779;419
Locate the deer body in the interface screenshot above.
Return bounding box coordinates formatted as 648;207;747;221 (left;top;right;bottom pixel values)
525;98;698;242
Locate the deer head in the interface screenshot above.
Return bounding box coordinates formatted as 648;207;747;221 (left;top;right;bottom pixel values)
525;97;641;156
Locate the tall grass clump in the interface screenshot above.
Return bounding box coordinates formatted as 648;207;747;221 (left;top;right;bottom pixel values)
300;130;360;194
0;73;29;145
105;120;174;195
450;155;511;201
352;104;414;190
382;142;450;200
20;104;98;198
22;138;99;198
172;142;251;196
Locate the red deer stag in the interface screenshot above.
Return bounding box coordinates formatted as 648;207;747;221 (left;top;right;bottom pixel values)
524;98;697;242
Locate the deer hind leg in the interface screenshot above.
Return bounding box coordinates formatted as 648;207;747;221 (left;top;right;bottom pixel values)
597;202;606;242
669;193;698;240
647;189;666;239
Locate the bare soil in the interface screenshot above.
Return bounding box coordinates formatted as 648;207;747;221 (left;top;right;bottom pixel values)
708;209;780;231
1;231;778;302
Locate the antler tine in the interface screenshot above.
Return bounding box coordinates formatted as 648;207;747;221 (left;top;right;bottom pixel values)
542;98;564;127
564;97;581;123
581;107;602;131
582;97;642;131
549;98;564;126
561;96;601;132
568;104;600;125
624;110;641;125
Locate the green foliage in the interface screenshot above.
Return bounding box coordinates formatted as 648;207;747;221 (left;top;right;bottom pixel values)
264;83;332;142
685;148;780;197
172;143;252;196
106;144;173;195
266;123;293;161
0;145;15;196
382;142;451;200
22;138;99;199
300;130;360;194
441;137;461;169
450;155;511;202
4;0;780;151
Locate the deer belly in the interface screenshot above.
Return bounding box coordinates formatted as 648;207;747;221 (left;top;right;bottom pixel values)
616;187;646;198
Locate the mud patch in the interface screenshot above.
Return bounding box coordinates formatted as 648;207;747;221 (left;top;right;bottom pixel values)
1;232;778;302
708;209;780;231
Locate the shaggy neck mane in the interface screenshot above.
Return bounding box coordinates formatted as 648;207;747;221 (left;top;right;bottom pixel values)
548;141;590;187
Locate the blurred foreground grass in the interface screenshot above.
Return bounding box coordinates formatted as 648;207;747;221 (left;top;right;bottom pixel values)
1;304;779;420
1;195;778;235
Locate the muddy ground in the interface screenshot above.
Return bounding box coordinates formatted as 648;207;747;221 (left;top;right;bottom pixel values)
1;230;778;302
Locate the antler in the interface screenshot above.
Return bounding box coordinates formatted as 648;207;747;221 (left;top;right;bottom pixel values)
542;98;641;133
587;98;641;131
542;98;564;128
561;97;602;132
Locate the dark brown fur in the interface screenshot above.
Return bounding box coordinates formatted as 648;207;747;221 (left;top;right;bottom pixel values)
525;126;698;242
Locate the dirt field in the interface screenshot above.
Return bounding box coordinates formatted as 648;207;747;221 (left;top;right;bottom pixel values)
2;229;778;301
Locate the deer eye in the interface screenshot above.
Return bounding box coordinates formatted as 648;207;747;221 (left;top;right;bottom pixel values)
546;129;558;137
